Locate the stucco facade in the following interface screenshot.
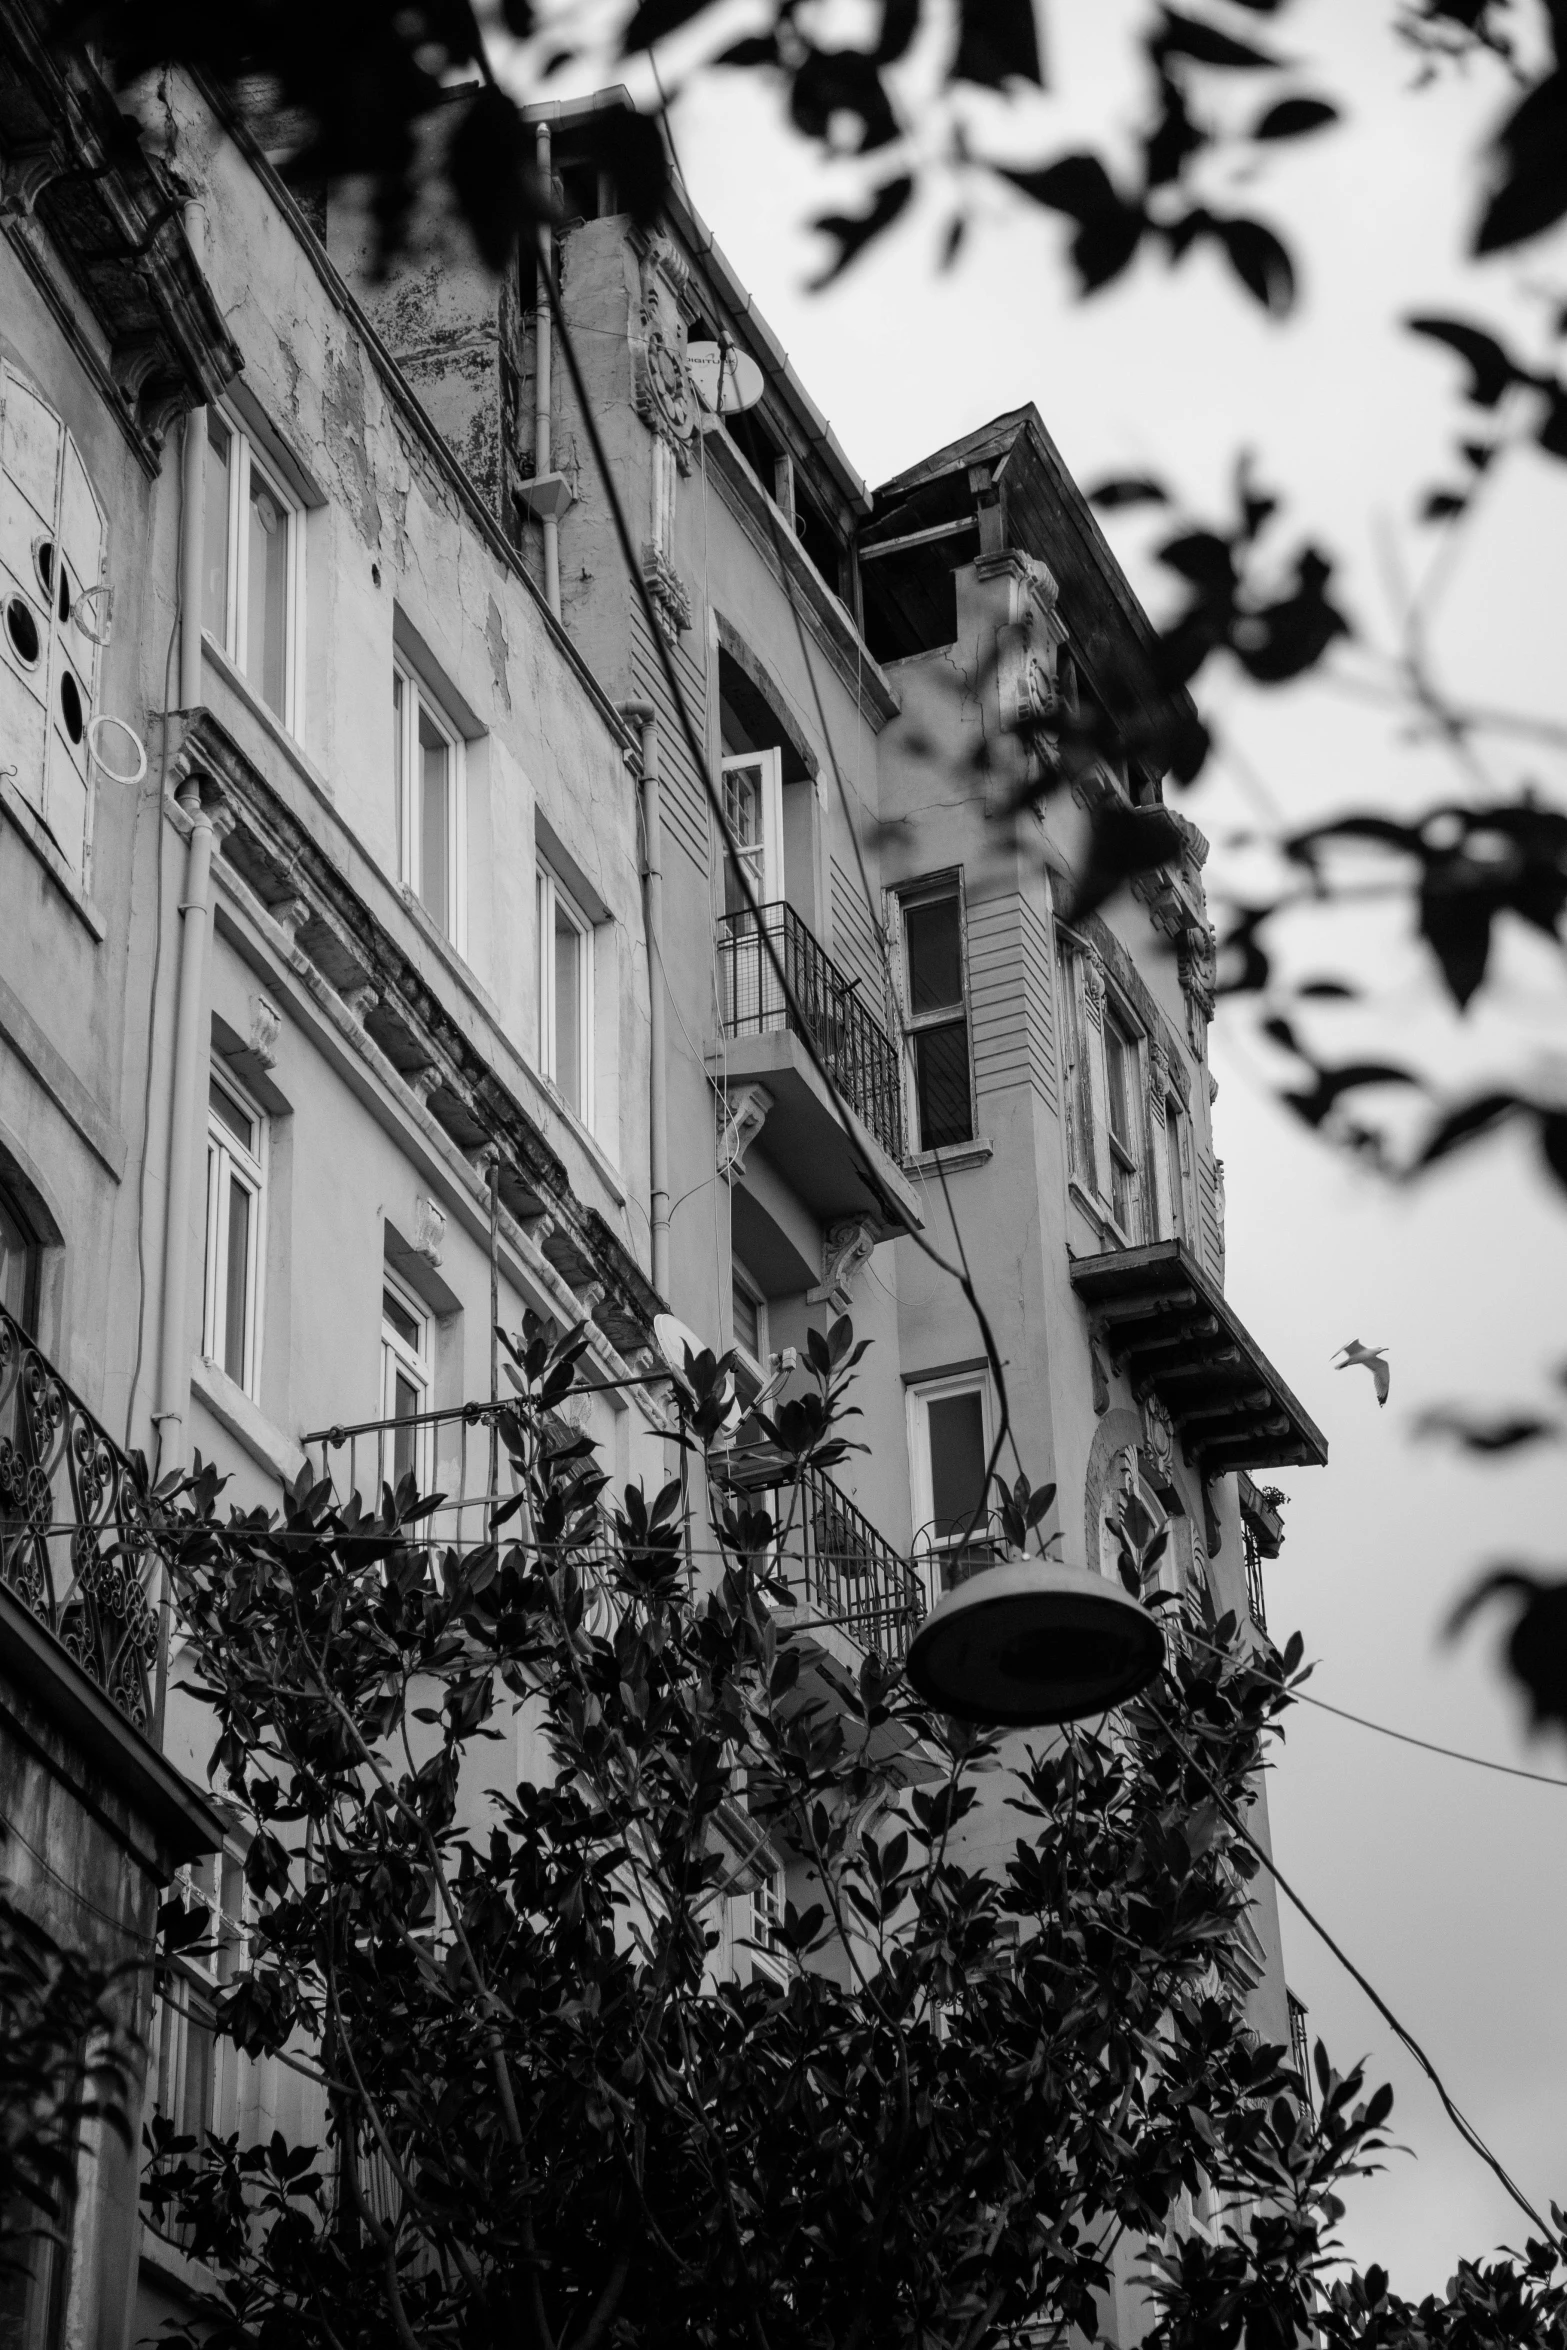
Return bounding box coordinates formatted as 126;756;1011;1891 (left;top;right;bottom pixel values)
0;35;1326;2344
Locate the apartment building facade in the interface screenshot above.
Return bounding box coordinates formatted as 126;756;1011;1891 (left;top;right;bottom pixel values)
0;32;1324;2344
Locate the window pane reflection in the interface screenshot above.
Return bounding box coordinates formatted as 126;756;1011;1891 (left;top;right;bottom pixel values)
246;468;289;716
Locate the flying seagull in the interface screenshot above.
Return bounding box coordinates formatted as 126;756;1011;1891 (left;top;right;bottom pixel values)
1333;1339;1389;1407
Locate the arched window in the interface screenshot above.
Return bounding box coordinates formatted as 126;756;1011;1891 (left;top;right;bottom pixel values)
0;363;108;879
0;1179;38;1333
1098;1444;1176;1599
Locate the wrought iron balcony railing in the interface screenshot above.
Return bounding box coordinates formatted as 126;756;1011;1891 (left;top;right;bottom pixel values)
911;1513;1008;1613
0;1302;159;1731
715;901;904;1163
784;1464;925;1665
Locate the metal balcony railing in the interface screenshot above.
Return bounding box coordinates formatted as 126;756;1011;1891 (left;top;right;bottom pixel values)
301;1402;618;1629
911;1513;1008;1613
0;1302;159;1731
784;1464;925;1665
716;901;904;1163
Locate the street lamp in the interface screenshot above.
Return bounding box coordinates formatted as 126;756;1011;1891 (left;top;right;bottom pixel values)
906;1556;1165;1727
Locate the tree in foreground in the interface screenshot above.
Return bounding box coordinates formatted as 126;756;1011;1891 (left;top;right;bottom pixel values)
139;1319;1566;2348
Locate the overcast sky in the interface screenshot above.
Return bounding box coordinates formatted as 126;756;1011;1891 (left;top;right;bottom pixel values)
548;0;1567;2293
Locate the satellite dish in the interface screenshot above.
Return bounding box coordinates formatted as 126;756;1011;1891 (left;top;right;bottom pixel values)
905;1558;1164;1727
652;1311;744;1442
686;341;766;418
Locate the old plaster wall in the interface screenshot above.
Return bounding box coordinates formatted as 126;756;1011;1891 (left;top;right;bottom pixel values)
165;80;649;1252
0;238;183;1432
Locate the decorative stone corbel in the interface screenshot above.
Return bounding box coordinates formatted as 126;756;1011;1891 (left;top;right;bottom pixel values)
247;993;281;1071
716;1081;773;1183
807;1215;877;1313
268;893;313;947
1081;944;1107;1030
1139;1391;1177;1489
1177;922;1217;1052
342;981;378;1025
411;1194;446;1268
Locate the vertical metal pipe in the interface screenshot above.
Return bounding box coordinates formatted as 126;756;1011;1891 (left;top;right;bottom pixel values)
621;702;668;1297
178;199;207;705
534;121;560;620
154;779;217;1477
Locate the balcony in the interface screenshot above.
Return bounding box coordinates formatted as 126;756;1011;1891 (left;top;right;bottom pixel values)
1069;1241;1327;1476
781;1464;926;1667
0;1302;159;1731
712;903;922;1237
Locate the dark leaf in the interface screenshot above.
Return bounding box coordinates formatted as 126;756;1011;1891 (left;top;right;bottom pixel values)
1407;314;1521;407
1476;71;1567;254
1088;476;1170;508
1537;388;1567;460
1542;1112;1567;1191
715;32;781;67
810;178;915;285
1282;1061;1419;1128
1413;1090;1525;1167
876;0;921;65
1065;803;1189;920
1419;881;1493;1007
498;0;534;32
953;0;1044;87
1145;73;1204;189
1159;530;1237;593
1231;549;1349;682
1412;1407;1562;1454
1295;978;1356;998
1252;95;1339;138
1155;9;1279;68
447;85;540;271
1213;215;1295;314
1449;1568;1567;1732
790;47;899;151
1421;490;1469;521
621;0;717;54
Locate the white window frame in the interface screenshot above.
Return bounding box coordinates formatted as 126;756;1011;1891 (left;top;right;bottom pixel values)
203;1066;266;1400
380;1271;434;1497
907;1369;993;1562
155;1843;250;2161
393;655;467;952
1164;1092;1192;1244
719;746;784;908
747;1844;791;1987
203;407;305;735
897;873;977;1156
730;1256;769;1387
535;856;594;1131
1101;1010;1146;1245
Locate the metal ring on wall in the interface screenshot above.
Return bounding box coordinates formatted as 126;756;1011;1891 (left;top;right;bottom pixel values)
86;712;147;786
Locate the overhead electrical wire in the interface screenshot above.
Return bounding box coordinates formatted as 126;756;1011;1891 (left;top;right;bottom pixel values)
1145;1691;1555;2242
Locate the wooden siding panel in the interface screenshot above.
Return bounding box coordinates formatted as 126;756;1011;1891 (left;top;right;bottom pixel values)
631;604;710;877
967;892;1056;1108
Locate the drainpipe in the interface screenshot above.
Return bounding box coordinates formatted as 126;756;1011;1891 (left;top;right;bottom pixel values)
154;778;217;1479
621;702;668;1297
535;121;560;620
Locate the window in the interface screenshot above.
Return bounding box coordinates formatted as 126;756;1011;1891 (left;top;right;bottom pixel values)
1164;1095;1191;1244
748;1847;790;1986
900;880;974;1152
0;361;107;878
202;410;301;729
0;1181;38;1333
393;660;465;948
203;1070;265;1398
719;746;783;915
909;1373;993;1585
1103;1015;1145;1241
1055;938;1094;1188
535;859;593;1126
731;1257;767;1382
153;1848;249;2248
381;1275;433;1495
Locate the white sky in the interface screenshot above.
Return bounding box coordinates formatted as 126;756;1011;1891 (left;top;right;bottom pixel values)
544;0;1567;2294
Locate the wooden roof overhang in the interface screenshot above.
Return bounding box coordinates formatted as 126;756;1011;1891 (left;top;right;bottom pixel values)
1070;1241;1328;1478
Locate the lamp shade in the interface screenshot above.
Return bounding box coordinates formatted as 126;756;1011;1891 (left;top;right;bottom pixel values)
905;1558;1165;1726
